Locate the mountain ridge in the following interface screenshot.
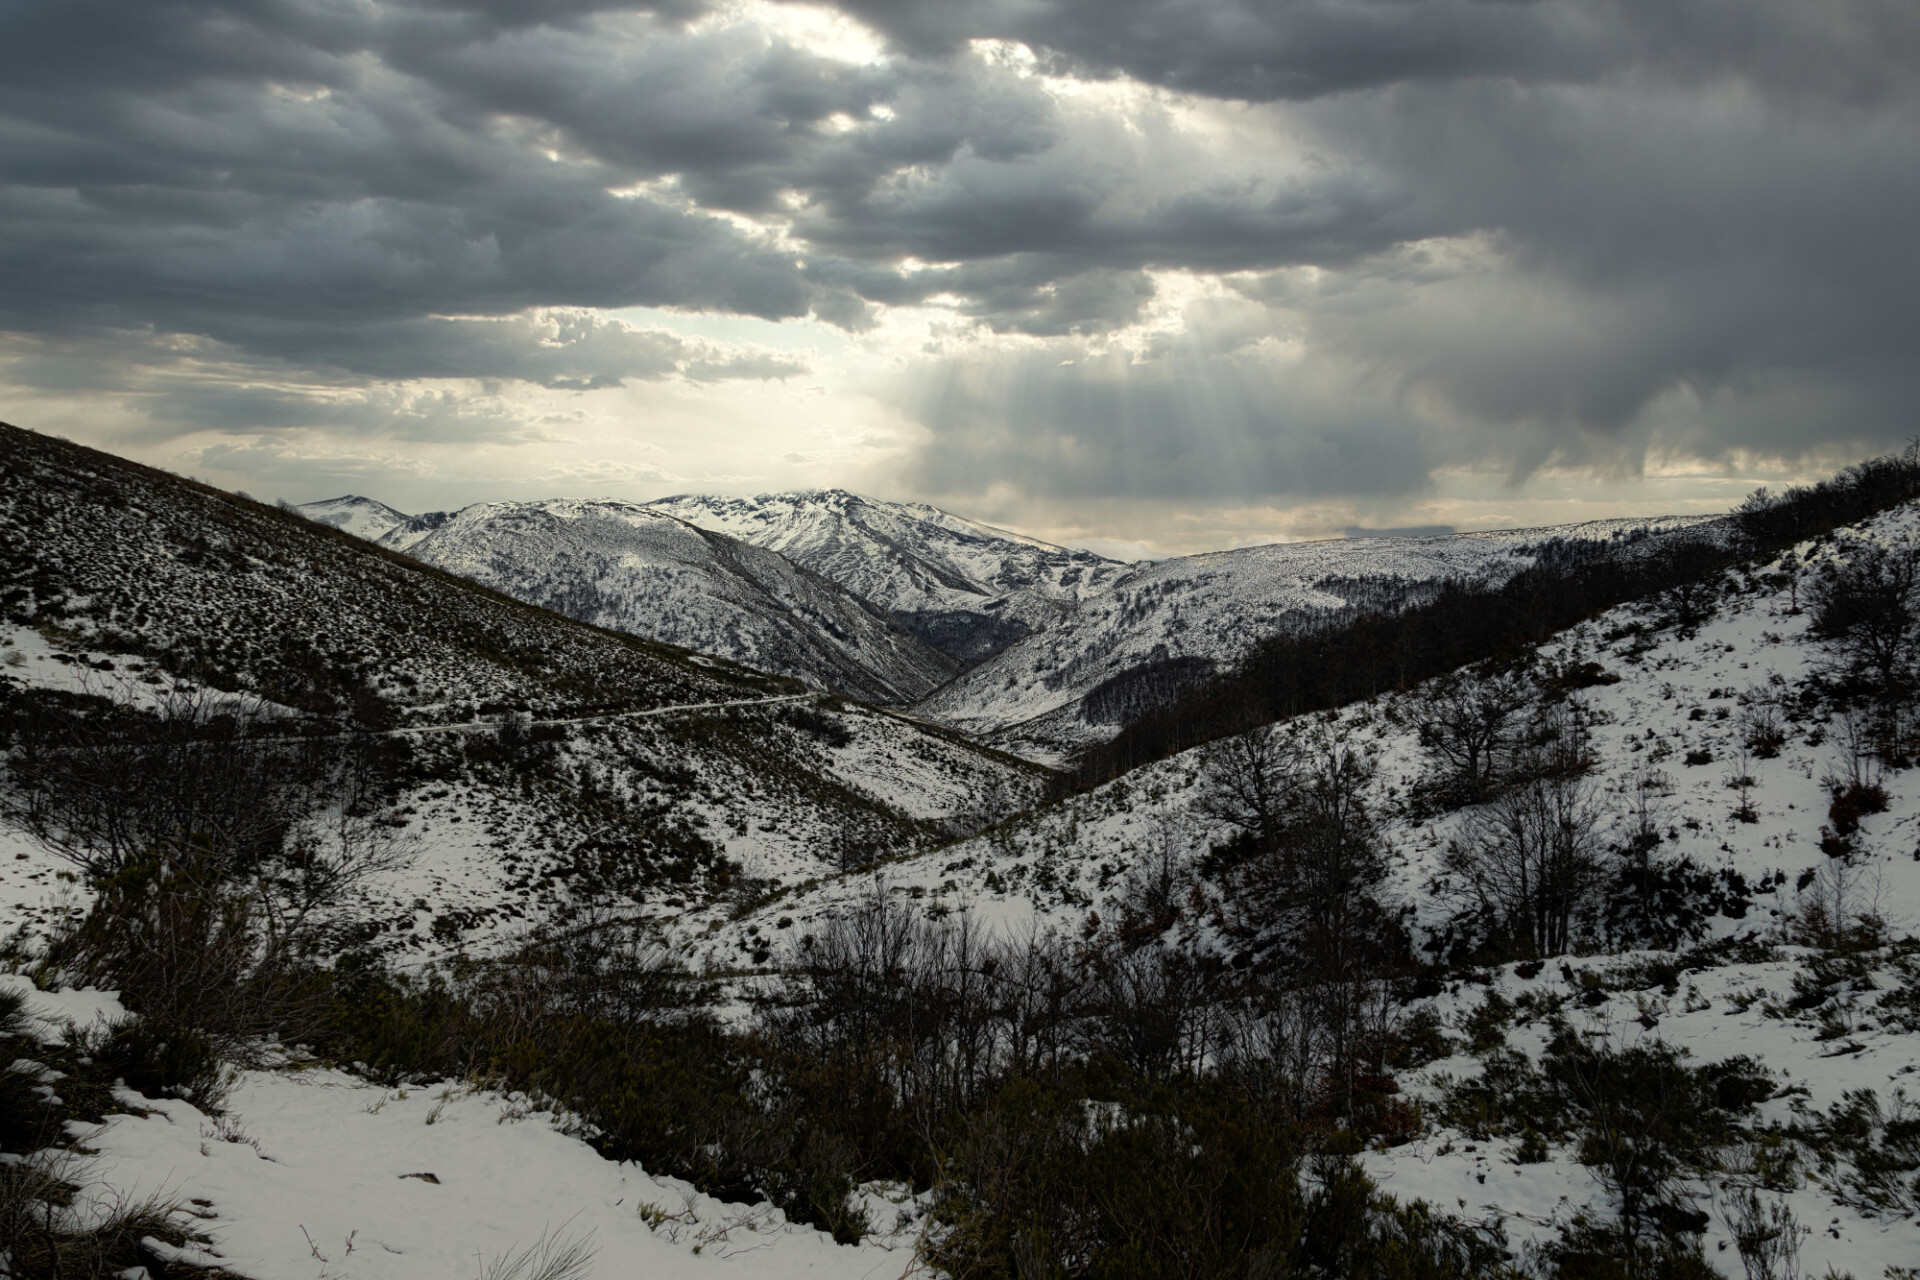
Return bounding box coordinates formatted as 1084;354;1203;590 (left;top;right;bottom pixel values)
644;488;1134;665
301;488;1725;761
386;497;959;705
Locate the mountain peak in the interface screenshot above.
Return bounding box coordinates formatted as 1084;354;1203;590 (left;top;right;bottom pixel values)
295;494;413;542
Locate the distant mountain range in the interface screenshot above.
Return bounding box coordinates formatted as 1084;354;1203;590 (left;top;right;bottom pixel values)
377;498;957;706
648;490;1130;664
299;491;1134;707
299;491;1715;761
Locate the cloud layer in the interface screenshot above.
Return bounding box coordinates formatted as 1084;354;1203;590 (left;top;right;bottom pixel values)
2;0;1917;531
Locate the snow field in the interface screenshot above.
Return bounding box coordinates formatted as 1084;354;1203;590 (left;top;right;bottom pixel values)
3;980;917;1280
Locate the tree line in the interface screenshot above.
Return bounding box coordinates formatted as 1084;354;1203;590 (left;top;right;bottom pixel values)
1068;447;1920;789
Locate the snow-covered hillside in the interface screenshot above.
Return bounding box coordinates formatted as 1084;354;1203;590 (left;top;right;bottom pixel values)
707;511;1826;950
694;498;1920;1276
14;425;1920;1279
648;489;1133;664
918;517;1720;762
305;486;1716;767
388;499;957;705
0;424;1043;958
295;494;414;543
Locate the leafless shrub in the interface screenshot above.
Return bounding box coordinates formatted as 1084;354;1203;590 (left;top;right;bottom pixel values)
1615;764;1674;864
1824;708;1884;797
1081;944;1223;1082
1517;697;1598;781
1723;1189;1806;1280
3;675;409;897
1736;689;1789;759
5;676;411;1040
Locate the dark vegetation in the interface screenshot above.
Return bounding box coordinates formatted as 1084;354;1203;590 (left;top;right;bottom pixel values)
1;681;411;1049
1436;1025;1775;1280
896;607;1033;668
312;890;1521;1277
1071;448;1920;787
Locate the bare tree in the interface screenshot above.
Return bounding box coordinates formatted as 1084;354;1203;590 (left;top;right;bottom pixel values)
1203;729;1403;1111
1081;944;1222;1082
1807;536;1920;694
1656;540;1727;630
1448;773;1611;957
1207;731;1391;964
1616;764;1674;866
1197;721;1296;851
1416;665;1535;802
1276;739;1389;959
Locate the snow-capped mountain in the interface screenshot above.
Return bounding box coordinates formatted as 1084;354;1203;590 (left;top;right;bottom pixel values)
295;493;414;542
918;518;1719;761
307;484;1718;761
647;489;1133;664
387;499;958;705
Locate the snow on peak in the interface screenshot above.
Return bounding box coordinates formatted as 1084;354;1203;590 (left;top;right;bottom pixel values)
646;490;1135;667
295;494;413;542
390;496;958;704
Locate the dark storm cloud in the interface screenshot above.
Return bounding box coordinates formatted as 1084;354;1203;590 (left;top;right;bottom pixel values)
1282;76;1920;464
2;0;1918;504
0;0;1427;365
0;0;849;393
805;0;1920;105
145;383;532;443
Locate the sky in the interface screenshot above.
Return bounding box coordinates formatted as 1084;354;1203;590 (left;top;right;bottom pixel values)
3;0;1917;556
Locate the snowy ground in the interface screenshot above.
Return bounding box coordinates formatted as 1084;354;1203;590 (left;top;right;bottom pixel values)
5;977;924;1280
1360;950;1920;1279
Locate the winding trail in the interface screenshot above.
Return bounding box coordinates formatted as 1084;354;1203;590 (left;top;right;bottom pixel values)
384;692;814;737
